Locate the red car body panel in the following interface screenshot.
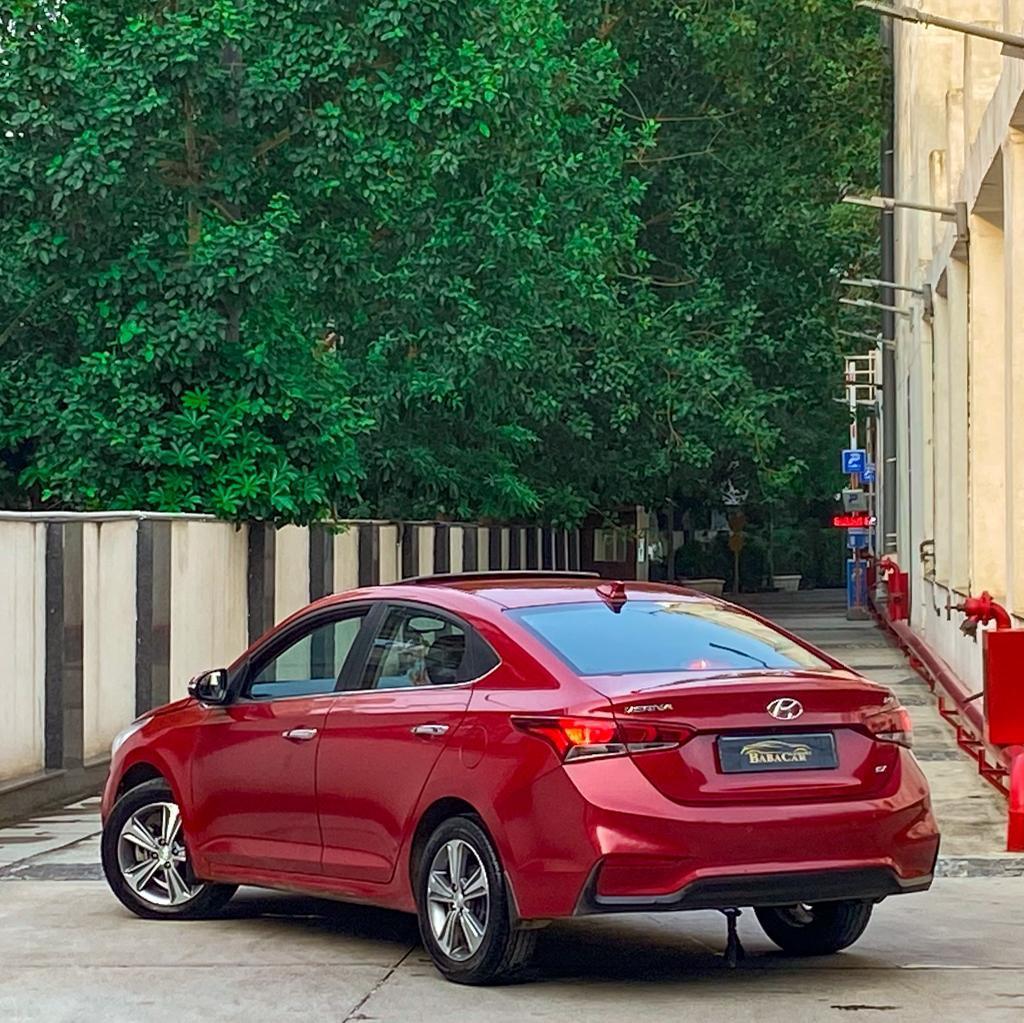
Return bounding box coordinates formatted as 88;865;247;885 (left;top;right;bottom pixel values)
102;578;940;920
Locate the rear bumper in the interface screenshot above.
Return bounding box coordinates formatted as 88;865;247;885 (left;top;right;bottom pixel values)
576;865;933;915
500;751;940;919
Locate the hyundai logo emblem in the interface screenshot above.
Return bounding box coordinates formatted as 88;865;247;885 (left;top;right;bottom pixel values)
766;698;804;721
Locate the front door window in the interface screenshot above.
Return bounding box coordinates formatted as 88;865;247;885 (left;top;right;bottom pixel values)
249;615;365;699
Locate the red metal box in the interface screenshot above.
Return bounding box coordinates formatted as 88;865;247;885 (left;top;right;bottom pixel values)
984;628;1024;746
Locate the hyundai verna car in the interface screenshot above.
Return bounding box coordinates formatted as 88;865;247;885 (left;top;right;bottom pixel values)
101;572;938;984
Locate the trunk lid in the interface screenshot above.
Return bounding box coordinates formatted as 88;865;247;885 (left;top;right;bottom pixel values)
587;669;900;805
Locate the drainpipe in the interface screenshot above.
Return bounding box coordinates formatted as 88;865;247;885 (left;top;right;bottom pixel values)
879;17;898;555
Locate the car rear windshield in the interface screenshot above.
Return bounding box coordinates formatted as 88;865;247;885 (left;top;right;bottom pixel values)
507;600;832;676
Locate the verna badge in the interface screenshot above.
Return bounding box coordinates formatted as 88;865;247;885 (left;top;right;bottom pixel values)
766;697;803;721
624;703;674;714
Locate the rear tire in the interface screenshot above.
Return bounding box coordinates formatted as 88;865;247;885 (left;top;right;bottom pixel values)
101;778;236;921
755;899;873;955
415;815;536;985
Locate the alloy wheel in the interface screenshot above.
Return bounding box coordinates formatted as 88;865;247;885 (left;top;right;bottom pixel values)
116;801;202;907
425;838;490;962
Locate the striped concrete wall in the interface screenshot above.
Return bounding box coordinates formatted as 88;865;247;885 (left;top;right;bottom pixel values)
0;514;581;816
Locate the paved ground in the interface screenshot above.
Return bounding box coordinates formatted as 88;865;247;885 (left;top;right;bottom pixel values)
2;590;1022;1021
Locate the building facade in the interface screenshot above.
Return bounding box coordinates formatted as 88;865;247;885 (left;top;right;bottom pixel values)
881;1;1024;688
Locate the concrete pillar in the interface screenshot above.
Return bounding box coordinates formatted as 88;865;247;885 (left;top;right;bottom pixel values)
908;308;935;629
963;30;1003;148
948;259;971;590
968;212;1007;598
1004;129;1024;610
931;290;951;583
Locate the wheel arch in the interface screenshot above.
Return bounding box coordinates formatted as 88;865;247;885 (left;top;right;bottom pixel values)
406;794;530;932
116;761;166;799
408;796;485;889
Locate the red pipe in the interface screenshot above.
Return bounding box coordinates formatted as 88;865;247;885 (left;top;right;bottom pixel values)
877;556;899;577
957;591;1012;631
887;617;1024;798
889;619;985;737
1010;754;1024;853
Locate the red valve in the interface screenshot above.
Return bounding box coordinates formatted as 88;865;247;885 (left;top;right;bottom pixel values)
957;591;1012;631
877;556;900;577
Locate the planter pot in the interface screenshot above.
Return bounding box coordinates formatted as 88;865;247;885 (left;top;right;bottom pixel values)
774;574;802;593
680;577;726;597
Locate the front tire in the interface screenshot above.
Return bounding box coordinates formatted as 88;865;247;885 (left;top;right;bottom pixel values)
415;815;536;984
755;899;874;955
101;778;236;920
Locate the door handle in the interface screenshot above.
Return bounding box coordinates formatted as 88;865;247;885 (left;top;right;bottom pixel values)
411;724;449;737
282;727;319;742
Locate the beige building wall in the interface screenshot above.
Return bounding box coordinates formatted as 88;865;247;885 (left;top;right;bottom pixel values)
0;522;46;782
82;521;137;760
274;525;310;624
2;514;553;796
891;3;1024;690
168;521;248;699
333;526;359;592
379;524;400;583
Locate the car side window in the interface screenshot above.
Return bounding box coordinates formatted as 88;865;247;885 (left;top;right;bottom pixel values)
248;613;366;699
361;607;492;690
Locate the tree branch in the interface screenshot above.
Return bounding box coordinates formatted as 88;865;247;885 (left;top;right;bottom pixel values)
0;283;62;349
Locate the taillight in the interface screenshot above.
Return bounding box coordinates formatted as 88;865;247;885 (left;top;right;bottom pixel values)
512;716;688;762
863;701;913;748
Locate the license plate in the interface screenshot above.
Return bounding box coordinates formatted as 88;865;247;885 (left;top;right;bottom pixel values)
718;733;838;773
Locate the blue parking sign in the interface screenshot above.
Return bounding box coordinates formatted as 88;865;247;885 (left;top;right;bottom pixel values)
861;463;876;483
841;449;867;474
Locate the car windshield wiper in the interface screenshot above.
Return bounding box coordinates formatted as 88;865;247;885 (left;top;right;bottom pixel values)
707;642;771;668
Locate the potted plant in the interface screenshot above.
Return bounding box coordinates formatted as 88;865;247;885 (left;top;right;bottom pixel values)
673;539;727;596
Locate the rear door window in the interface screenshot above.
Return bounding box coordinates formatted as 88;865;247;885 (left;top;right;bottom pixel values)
508;600;831;676
361;606;498;689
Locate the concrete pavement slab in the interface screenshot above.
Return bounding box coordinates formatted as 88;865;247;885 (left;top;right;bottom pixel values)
2;879;1022;1023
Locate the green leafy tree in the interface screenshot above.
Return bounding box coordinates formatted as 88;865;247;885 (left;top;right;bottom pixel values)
0;1;645;521
571;0;882;512
0;1;881;527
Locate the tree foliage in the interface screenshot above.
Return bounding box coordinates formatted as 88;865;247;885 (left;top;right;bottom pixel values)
0;1;881;524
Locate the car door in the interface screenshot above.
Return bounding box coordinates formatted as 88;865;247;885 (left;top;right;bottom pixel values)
317;603;497;882
189;606;370;876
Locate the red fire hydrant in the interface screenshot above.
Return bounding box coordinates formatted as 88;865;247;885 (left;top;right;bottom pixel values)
955;592;1024;851
877;557;909;622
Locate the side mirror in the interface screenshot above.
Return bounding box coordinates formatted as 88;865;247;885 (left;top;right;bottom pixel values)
188;668;231;705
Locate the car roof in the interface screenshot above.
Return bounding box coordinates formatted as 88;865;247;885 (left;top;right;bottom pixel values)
382;572;721;609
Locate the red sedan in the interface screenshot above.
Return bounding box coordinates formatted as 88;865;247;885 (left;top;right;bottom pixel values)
101;572;939;984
